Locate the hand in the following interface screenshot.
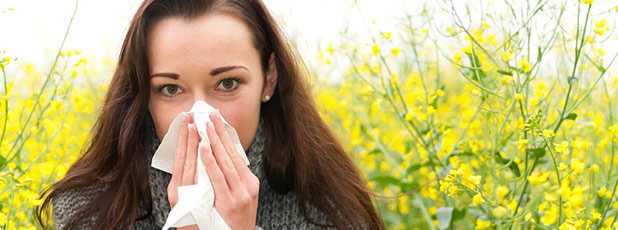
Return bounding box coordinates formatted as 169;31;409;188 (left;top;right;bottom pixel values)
167;112;200;230
200;110;260;230
166;111;260;230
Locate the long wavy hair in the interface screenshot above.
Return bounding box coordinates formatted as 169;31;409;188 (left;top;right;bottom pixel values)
35;0;384;229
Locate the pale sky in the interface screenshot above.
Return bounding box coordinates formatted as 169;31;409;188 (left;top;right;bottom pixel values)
0;0;412;66
0;0;616;79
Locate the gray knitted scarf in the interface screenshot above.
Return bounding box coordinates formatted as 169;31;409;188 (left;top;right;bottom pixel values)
52;115;334;229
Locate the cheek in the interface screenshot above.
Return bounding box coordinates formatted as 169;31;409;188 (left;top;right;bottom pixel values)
217;97;262;150
149;99;192;141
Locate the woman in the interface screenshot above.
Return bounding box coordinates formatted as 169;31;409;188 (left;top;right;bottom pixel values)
35;0;384;229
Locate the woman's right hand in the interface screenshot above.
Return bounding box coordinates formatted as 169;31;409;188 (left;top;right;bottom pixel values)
167;113;200;230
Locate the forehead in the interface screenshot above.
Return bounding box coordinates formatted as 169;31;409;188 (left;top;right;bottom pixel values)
146;13;258;73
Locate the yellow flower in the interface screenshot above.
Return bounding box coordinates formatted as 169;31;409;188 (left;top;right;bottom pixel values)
541;205;559;226
398;196;410;214
427;106;437;115
392;47;400;56
520;60;532;72
371;44;380;56
454;52;462;65
496;185;509;200
558;163;568;172
462;46;473;55
381;31;391;39
500;50;512;62
591;210;602;220
594;19;608;36
0;212;6;225
542;129;555;139
598;187;608;197
554;141;569;154
475;219;492;229
467;175;481;187
525;213;535;223
500;76;513;85
559;223;575;230
544;193;558;202
571;159;585;174
439;180;451;193
517;138;529;151
515;93;524;101
472;193;485;206
447;185;459;197
23;190;44;207
405;108;414;121
582;0;593;4
527;171;549;185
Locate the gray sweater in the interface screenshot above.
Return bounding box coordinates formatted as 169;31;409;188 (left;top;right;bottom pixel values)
52;117;335;229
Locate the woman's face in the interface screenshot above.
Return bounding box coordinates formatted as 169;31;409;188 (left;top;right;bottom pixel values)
147;13;276;150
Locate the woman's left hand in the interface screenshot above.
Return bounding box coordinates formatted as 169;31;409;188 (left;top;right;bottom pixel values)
198;110;260;229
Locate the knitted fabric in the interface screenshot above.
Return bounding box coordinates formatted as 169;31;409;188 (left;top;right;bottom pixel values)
52;115;335;229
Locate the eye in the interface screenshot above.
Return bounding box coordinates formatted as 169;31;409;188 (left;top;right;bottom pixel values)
159;84;183;97
216;78;241;92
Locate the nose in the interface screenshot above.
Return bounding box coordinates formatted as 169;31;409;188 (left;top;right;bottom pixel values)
189;91;218;111
191;90;209;105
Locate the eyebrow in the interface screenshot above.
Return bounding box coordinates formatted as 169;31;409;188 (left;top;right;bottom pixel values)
209;65;248;76
150;72;179;79
150;65;248;79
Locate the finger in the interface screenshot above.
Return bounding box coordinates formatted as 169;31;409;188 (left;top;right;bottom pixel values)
171;113;189;183
210;111;260;194
169;113;189;208
167;182;179;209
199;140;231;200
206;120;244;192
182;123;198;186
210;111;253;181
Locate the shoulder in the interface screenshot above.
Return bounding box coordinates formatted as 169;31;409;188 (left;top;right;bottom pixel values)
256;182;336;229
52;182;107;230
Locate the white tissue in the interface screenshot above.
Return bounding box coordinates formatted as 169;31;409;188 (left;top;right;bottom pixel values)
151;100;249;230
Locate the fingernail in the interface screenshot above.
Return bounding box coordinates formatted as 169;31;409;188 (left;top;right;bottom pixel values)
207;121;215;130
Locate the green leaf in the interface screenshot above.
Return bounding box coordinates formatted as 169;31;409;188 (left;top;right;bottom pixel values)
564;113;577;121
499;132;515;148
498;70;513;76
452;207;467;221
370;175;402;187
494;151;521;177
529;148;546;159
436;207;454;229
0;155;5;168
405;163;425;175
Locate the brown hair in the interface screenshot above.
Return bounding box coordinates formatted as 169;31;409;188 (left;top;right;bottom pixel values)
35;0;384;229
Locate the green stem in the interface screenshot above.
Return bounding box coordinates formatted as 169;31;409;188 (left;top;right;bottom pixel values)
553;4;591;134
4;0;78;162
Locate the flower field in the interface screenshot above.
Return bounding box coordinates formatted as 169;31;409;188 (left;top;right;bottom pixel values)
1;0;618;229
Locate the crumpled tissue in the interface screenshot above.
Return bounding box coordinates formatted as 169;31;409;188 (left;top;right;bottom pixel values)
151;100;249;230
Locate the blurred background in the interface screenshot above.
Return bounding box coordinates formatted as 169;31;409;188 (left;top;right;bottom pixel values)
1;0;618;229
